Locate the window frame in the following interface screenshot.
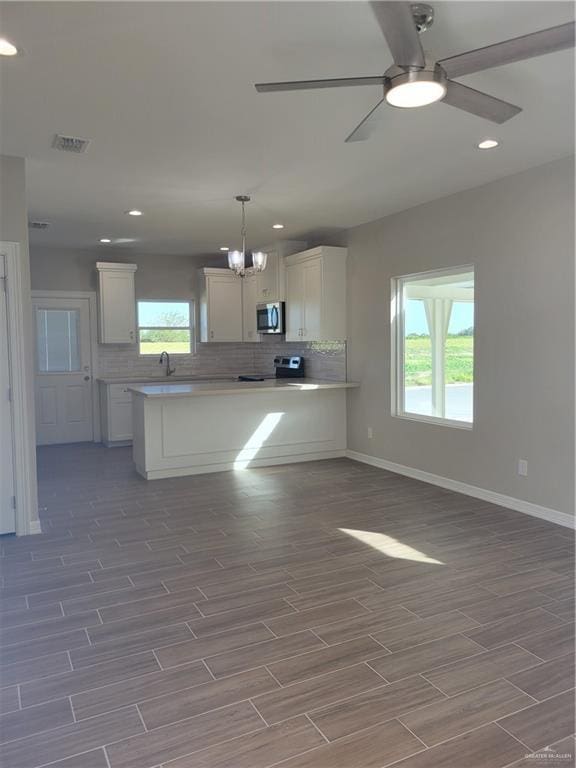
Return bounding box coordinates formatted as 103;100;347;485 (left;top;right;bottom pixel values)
391;264;475;430
136;299;195;357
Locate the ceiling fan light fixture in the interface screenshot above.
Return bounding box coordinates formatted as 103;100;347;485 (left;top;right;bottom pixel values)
385;68;447;109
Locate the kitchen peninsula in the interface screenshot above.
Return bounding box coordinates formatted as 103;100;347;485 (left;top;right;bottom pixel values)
130;378;358;479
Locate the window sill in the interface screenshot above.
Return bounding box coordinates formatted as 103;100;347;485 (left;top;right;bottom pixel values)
393;412;474;430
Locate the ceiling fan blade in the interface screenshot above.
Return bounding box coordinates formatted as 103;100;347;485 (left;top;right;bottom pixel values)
255;76;384;93
345;98;387;142
370;2;426;68
439;21;575;79
442;80;522;123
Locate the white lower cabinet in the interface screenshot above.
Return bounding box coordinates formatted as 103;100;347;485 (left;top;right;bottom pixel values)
100;382;143;445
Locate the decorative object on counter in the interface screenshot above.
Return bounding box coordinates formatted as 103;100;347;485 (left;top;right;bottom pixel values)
227;195;268;278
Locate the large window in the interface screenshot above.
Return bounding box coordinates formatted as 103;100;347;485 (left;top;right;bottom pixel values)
393;266;474;426
137;301;193;356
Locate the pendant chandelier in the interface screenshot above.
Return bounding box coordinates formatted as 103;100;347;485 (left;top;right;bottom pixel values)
227;195;267;278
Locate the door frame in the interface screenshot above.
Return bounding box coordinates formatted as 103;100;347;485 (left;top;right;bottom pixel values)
32;290;101;444
2;242;39;535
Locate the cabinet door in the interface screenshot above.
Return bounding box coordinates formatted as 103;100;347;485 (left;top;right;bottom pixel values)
207;275;243;342
242;274;260;342
109;399;133;442
302;258;322;340
285;262;303;341
99;271;136;344
256;250;279;302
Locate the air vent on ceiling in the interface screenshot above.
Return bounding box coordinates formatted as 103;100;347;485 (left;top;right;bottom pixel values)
28;221;50;230
51;134;91;153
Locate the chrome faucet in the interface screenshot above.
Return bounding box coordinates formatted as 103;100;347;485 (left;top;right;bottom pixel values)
159;351;175;377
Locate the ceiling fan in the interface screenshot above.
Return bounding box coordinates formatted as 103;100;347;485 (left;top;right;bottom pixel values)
254;2;575;142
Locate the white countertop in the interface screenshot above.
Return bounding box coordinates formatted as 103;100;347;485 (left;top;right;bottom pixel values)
129;379;359;398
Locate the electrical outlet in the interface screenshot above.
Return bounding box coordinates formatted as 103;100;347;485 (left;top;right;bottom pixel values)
517;459;528;477
367;427;374;439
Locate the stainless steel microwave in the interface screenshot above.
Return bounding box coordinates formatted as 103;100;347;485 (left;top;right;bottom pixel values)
256;302;285;334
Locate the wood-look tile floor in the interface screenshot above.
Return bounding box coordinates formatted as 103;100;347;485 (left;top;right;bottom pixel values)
1;444;574;768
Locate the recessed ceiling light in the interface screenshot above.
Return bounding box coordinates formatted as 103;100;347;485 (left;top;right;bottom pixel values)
126;209;143;216
477;139;500;150
219;246;229;251
99;238;112;244
272;223;284;230
0;38;18;57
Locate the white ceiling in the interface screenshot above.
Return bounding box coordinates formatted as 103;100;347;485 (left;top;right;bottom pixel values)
1;1;574;256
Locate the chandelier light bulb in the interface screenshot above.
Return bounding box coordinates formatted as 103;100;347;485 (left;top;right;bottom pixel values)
228;250;244;272
252;252;267;272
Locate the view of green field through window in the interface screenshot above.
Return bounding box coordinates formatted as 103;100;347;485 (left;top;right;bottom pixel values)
400;269;474;423
137;301;192;355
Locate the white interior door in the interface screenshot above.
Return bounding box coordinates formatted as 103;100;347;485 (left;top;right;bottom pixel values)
33;296;94;445
0;258;15;533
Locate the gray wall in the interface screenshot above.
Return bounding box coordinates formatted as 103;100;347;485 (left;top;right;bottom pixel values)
347;158;575;516
29;248;226;296
0;155;39;527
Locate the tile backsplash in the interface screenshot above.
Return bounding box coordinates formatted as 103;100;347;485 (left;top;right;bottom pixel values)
97;337;346;381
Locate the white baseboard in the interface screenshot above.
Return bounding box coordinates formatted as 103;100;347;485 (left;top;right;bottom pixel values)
28;519;42;535
346;450;575;530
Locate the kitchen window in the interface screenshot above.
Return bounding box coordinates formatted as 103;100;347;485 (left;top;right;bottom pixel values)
392;266;475;427
137;300;194;355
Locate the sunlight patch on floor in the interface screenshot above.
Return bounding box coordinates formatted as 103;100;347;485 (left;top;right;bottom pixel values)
234;412;284;470
339;528;444;565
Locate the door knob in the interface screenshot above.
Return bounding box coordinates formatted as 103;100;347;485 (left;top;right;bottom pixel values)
84;376;90;381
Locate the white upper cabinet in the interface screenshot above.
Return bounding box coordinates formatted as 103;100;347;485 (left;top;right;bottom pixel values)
255;250;281;303
284;246;347;342
242;273;261;343
255;241;307;302
96;262;137;344
198;268;243;342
